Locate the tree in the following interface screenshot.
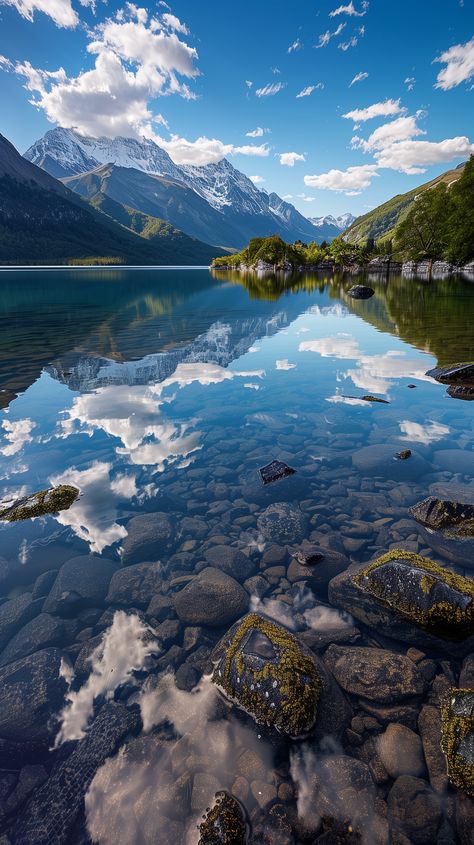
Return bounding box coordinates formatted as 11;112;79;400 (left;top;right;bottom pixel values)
444;155;474;265
394;183;453;259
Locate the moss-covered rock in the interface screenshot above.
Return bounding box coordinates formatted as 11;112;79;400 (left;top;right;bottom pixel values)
441;689;474;797
426;363;474;385
212;613;321;737
0;485;79;522
410;496;474;539
198;791;248;845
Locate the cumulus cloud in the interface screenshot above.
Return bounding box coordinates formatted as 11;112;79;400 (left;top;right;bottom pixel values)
153;133;270;165
0;0;79;27
350;71;368;86
0;418;36;456
329;1;369;16
351;114;426;152
288;38;302;53
343;98;405;122
314;23;346;48
246;126;269;137
279;151;306;166
56;611;157;744
374;136;474;174
304;164;379;193
296;83;323;97
255;81;286;97
161;12;189;34
434;36;474;90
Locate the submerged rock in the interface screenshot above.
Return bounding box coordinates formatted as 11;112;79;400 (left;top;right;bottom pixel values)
441;688;474;797
121;512;173;565
198;791;248;845
426;363;474;385
174;568;249;627
0;485;78;522
410;496;474;568
347;285;374;300
259;460;296;486
328;550;474;653
396;449;412;460
359;395;390;404
323;644;428;703
43;555;118;616
257;502;308;544
212;613;321;737
448;385;474;400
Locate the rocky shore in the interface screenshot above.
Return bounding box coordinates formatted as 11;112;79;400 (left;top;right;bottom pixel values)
213;257;474;278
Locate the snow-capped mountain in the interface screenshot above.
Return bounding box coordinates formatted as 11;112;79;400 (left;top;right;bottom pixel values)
309;213;356;231
24;128;322;248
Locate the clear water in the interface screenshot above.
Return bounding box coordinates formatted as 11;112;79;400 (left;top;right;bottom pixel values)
0;268;473;843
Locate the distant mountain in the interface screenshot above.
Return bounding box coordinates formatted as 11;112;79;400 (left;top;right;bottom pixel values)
24;127;324;248
0;133;218;266
308;213;356;240
343;164;466;245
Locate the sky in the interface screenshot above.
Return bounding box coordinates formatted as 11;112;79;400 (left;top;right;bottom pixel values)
0;0;473;217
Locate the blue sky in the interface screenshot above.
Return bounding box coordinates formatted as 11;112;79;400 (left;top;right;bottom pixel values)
0;0;473;217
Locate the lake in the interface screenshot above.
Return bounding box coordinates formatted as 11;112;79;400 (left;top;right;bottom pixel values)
0;267;473;844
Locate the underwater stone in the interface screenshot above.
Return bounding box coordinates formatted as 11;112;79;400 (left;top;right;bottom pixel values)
426;363;474;385
410;496;474;539
447;385;474;400
257;502;308;545
212;613;321;737
347;285;374;299
441;688;474;798
198;791;248;845
259;460;296;486
0;485;78;522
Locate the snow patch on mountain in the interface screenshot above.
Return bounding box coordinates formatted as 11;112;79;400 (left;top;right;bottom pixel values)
309;213;356;231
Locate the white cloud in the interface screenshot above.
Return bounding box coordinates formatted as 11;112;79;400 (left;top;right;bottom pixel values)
279;151;306;166
154;133;270;165
343;98;405;122
375;136;474;174
1;418;36;456
276;359;296;370
405;76;416;91
288;38;302;53
55;611;157;744
304;164;378;192
399;420;450;445
339;36;358;51
249;174;265;183
161;12;189;34
350;71;368;86
314;23;346;48
246;126;269;137
351;115;425;152
255;81;286;97
329;1;369;16
0;0;79;27
434;36;474;90
297;192;316;202
296;83;323;97
300;333;360;358
245;79;253;88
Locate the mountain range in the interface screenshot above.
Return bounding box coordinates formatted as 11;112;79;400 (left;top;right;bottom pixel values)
308;213;356;240
25;127;346;249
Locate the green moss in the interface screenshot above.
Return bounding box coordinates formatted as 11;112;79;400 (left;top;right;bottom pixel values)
354;549;474;639
0;485;79;522
198;791;247;845
213;613;321;737
441;689;474;797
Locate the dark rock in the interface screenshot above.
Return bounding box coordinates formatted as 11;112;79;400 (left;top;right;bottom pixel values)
410;496;474;538
106;562;162;608
155;619;181;648
0;485;78;522
121;512;173;564
352;444;431;480
32;570;58;600
43;555;118;615
257;503;308;544
74;635;103;678
0;613;69;667
287;547;348;589
175;662;200;691
243;575;270;598
11;703;140;845
376;723;425;778
146;593;174;621
174;568;248;627
197;790;247;844
460;654;474;688
447;385;474;400
328;552;474;655
2;765;47;817
0;594;43;651
440;688;474;797
388;775;442;845
418;705;449;794
348;285;374;299
259;460;296;486
324;644;428;703
212;613;321;737
343;394;389;403
456;792;474;845
396;449;412;460
426;363;474;385
204;546;255;581
0;648;70;743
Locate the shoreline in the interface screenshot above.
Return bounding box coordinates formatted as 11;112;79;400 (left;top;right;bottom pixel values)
0;264;211;272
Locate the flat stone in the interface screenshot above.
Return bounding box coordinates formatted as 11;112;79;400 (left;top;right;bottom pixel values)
257;502;308;544
259;460;296;485
106;562;162;608
376;723;425;778
174;568;248;627
43;555;118;615
204;545;254;581
388;776;442;845
324;644;428;703
121;512;173;565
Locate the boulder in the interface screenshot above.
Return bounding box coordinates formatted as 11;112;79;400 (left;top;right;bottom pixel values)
257;502;308;544
0;648;70;743
0;485;78;522
43;555;118;615
348;285;374;299
174;568;248;627
388;776;442;845
212;613;321;737
433;449;474;475
376;723;425;778
121;512;173;564
440;688;474;797
410;496;474;567
287;546;348;590
328;551;474;655
0;613;69;668
418;705;449;794
426;363;474;385
197;791;247;845
0;594;43;652
352;444;431;480
105;562;162;608
323;644;428;703
448;385;474;400
204;546;255;582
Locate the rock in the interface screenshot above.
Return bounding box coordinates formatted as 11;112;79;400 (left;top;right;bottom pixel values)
328;551;474;655
212;613;321;737
105;562;162;608
259;460;296;485
146;593;174;621
410;496;474;567
11;703;140;845
0;594;43;652
426;363;474;385
447;385;474;400
0;485;78;522
324;644;428;703
376;724;425;778
243;575;270;598
197;791;247;844
440;688;474;797
0;648;70;743
0;613;68;667
175;662;200;691
2;765;47;816
32;571;58;600
388;776;442;845
460;654;474;688
174;568;248;627
121;512;173;564
418;706;449;793
287;547;348;589
396;449;412;460
348;285;374;299
456;792;474;845
257;503;308;544
204;546;255;581
250;780;277;808
191;773;221;813
352;444;431;480
434;449;474;476
43;555;118;615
